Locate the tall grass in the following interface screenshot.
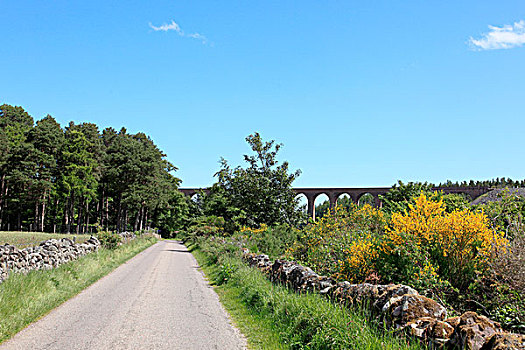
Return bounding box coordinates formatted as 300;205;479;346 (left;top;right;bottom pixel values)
0;237;156;343
193;248;287;349
194;242;424;350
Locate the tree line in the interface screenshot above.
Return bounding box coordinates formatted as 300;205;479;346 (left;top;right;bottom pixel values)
0;104;188;234
437;178;525;188
189;132;305;233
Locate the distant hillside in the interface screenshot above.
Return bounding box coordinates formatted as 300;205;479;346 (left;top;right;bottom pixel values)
471;188;525;205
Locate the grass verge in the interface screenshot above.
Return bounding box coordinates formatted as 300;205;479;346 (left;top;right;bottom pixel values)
191;241;425;350
0;236;157;343
193;248;287;350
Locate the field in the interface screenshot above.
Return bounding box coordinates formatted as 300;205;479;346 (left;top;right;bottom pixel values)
0;232;91;248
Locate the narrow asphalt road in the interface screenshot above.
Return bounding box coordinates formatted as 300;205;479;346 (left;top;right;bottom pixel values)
0;241;247;350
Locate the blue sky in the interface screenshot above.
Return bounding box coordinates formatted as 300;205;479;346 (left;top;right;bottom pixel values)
1;1;525;188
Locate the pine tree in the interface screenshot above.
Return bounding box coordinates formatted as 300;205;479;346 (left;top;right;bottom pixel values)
27;115;64;231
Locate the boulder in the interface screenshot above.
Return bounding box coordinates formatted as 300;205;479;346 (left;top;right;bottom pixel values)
481;333;525;350
449;311;503;350
383;294;447;329
370;284;419;313
402;316;438;339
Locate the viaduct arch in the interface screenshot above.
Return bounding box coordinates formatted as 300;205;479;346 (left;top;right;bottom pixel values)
179;187;491;220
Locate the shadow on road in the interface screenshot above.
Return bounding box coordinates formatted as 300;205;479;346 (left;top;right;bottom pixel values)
163;249;191;253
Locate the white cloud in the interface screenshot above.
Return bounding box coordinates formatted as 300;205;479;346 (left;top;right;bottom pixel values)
469;20;525;50
149;20;182;33
149;20;207;44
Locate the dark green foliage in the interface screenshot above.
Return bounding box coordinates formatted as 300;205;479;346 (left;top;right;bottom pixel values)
315;195;355;220
380;181;435;214
185;215;226;241
97;231;122;249
238;224;301;259
200;184;248;233
461;276;525;333
314;200;330;219
0;104;186;235
205;132;305;231
475;188;525;239
27;116;64;232
441;193;470;212
154;190;190;236
439;177;525;188
0;104;36;231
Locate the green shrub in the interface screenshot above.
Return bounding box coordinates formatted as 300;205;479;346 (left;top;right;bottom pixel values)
217;262;237;285
197;244;423;350
237;224;301;259
287;204;386;282
97;231;122;249
475;188;525;240
183;215;226;242
442;193;470;212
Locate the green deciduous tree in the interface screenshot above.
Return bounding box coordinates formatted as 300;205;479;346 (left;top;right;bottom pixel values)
380;181;435;214
207;132;304;231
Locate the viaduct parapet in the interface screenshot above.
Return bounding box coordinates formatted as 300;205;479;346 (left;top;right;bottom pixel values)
179;186;491;220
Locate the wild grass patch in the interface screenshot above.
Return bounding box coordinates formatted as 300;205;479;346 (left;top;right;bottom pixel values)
193;243;424;350
0;237;156;343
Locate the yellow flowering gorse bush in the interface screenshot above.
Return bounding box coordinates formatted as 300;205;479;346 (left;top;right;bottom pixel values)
288;203;385;282
382;193;508;288
336;231;378;282
240;223;268;235
289;193;508;290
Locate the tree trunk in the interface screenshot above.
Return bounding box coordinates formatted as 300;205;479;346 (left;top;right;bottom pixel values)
76;198;83;234
139;206;144;231
85;200;90;234
65;194;74;234
17;210;21;231
116;194;122;232
34;200;40;231
3;184;8;231
64;198;69;233
124;207;128;232
97;188;104;229
133;206;141;232
0;174;6;229
52;197;60;233
41;191;46;232
105;197;109;231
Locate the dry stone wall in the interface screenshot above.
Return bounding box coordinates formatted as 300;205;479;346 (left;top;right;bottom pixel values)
0;237;100;284
243;251;525;350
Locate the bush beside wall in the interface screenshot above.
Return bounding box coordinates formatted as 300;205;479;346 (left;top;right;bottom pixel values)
243;251;525;350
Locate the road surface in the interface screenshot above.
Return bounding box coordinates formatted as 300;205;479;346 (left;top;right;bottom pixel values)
0;240;247;350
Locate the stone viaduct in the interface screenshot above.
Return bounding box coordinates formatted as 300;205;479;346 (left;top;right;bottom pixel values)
179;186;491;220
